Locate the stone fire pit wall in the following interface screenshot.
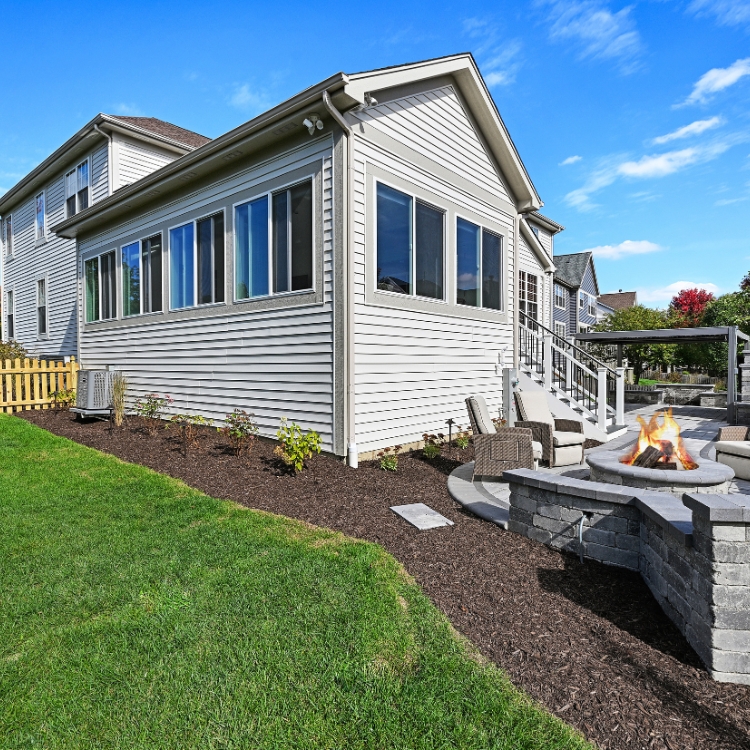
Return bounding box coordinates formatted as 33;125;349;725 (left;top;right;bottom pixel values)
504;469;750;685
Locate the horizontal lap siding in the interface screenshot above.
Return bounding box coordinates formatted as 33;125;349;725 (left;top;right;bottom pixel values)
519;236;549;328
91;145;108;202
115;138;177;189
352;109;515;451
80;148;336;451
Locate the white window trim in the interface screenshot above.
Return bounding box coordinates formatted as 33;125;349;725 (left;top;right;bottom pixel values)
36;275;49;339
373;177;447;304
121;231;166;318
3;213;12;258
35;190;46;244
554;321;566;339
65;157;91;218
231;175;316;305
453;210;505;313
554;283;566;310
5;286;14;341
84;249;118;323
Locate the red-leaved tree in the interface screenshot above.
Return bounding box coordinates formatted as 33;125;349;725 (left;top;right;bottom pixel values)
670;288;715;328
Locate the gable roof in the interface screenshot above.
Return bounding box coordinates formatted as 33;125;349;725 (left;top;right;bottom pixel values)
598;291;637;310
528;211;564;234
520;217;554;272
0;113;207;215
54;54;545;240
553;251;599;294
104;116;210;149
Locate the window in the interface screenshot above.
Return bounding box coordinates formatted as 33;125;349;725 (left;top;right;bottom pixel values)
235;179;313;300
122;234;163;316
66;160;90;217
518;270;538;322
579;291;585;309
3;215;11;256
555;321;566;340
554;283;566;309
579;323;590;333
587;296;597;317
530;225;540;239
375;182;444;300
85;251;116;323
35;192;45;240
170;214;224;310
5;290;13;339
456;217;502;310
37;279;47;336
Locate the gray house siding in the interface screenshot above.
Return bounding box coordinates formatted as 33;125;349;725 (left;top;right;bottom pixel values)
552;281;571;335
578;262;598;329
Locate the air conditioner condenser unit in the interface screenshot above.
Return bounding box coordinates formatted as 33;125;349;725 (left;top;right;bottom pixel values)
71;369;116;418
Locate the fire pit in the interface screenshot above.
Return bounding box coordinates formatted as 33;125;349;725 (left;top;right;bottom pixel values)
587;408;734;496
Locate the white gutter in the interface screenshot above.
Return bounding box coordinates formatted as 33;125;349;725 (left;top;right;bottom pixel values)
322;90;358;468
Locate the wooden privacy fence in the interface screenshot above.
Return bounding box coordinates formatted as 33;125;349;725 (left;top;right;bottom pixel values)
1;358;80;413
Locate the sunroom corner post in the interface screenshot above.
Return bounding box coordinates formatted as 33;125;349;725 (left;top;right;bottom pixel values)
615;366;625;425
597;367;608;432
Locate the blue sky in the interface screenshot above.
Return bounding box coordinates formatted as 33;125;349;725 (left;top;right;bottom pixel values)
1;0;749;306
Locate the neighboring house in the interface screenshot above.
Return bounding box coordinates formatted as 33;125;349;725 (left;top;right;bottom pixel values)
596;298;615;323
51;53;567;462
552;251;600;337
0;115;210;359
597;290;637;317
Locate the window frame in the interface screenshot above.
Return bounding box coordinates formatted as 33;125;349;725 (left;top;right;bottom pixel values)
35;191;46;243
83;249;118;324
454;211;504;312
587;296;597;317
3;214;12;257
554;283;566;310
554;321;566;340
65;157;91;218
168;207;228;311
5;288;14;340
232;175;316;304
373;178;446;303
36;277;48;338
121;232;164;318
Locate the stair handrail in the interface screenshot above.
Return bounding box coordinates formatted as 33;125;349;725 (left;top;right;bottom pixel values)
519;311;617;376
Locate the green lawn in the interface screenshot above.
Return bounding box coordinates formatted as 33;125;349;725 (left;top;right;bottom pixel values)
0;414;590;749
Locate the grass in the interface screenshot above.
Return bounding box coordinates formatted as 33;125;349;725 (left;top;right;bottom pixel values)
0;414;591;749
637;378;659;386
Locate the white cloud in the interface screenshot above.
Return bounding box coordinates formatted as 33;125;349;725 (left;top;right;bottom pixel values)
112;103;144;116
679;57;750;106
652;116;724;144
584;239;663;260
716;195;749;205
229;84;270;112
689;0;750;27
541;1;642;72
560;155;583;165
637;281;720;305
464;19;523;87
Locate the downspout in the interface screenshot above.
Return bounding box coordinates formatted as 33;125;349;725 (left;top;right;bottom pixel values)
322;90;358;467
513;212;520;368
93;124;113;195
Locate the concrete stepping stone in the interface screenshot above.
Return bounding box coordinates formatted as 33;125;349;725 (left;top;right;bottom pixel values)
391;503;454;530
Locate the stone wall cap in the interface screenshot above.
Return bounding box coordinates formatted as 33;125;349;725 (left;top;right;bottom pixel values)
636;493;694;544
682;493;749;523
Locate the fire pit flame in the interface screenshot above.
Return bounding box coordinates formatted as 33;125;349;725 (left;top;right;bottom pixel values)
621;407;698;470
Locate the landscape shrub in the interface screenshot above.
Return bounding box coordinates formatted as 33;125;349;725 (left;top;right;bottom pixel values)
168;413;212;451
51;388;76;410
454;426;471;450
220;409;259;456
714;380;727;393
111;373;128;427
134;393;174;433
666;372;683;383
274;417;322;473
422;433;445;459
377;444;402;471
0;340;28;361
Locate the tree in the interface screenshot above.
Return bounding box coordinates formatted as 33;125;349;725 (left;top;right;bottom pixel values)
691;291;750;375
669;288;714;328
593;305;673;382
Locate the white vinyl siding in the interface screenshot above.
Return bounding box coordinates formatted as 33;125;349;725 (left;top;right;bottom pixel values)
114;136;178;190
91;145;109;202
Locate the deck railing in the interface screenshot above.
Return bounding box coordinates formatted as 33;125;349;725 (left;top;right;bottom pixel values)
0;358;79;413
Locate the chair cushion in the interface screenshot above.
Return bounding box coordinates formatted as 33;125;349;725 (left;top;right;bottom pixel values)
553;431;586;447
715;441;750;459
532;441;543;460
467;395;496;435
515;390;554;426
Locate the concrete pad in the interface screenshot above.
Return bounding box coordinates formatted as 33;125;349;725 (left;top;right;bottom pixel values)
391;503;454;530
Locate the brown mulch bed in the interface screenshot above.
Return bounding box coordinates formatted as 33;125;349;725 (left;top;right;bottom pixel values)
18;409;750;750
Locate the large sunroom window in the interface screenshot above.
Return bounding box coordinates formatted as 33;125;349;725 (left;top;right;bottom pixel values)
456;218;502;310
235;180;313;300
123;233;163;317
375;182;444;299
85;251;116;323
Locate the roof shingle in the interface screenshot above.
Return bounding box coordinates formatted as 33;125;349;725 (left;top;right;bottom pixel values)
553;251;592;288
106;116;210;149
598;291;637;310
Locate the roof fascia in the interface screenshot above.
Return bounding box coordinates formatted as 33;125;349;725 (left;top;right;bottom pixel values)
345;54;542;212
100;116;198;154
520;217;554;272
586;254;600;296
53;73;348;239
528;211;564;234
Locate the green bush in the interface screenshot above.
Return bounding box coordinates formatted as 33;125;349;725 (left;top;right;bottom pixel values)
51;388;76;410
274;417;322;473
377;444;402;471
220;409;259;456
454;426;471;450
422;433;445;459
0;340;28;361
168;413;212;451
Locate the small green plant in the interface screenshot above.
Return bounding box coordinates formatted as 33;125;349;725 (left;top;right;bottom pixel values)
422;433;445;460
168;413;212;451
134;393;174;433
51;388;76;410
220;409;259;456
112;373;128;427
377;444;402;471
454;426;471;450
714;380;727;393
0;340;28;361
274;417;322;473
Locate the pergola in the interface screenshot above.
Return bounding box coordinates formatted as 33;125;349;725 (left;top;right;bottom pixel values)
574;326;749;419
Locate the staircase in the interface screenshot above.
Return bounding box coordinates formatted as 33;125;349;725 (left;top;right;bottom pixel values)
518;312;628;442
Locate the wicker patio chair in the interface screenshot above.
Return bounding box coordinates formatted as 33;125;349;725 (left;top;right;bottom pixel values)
715;425;750;480
465;395;540;479
513;390;585;468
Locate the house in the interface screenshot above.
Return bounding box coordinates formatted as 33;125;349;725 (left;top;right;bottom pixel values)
597;290;637;316
552;251;600;338
38;53;589;463
0;115;210;359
